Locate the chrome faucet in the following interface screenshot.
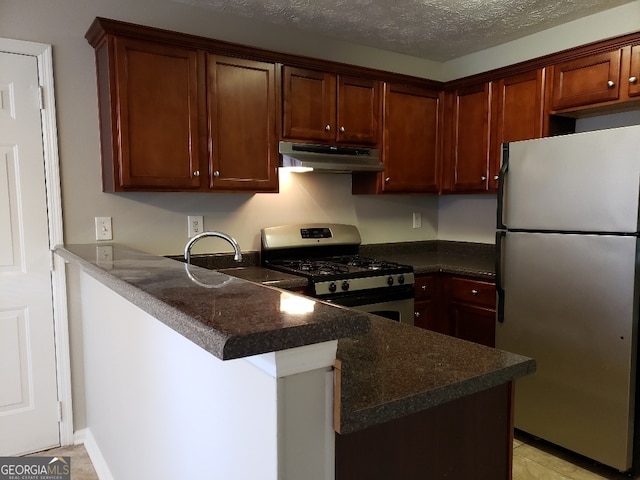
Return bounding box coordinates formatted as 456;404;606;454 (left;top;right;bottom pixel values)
184;231;243;265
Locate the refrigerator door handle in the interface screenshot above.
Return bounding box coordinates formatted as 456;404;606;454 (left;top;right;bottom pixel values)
495;230;506;323
497;143;510;230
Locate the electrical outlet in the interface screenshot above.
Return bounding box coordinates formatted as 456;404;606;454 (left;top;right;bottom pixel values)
188;215;204;237
412;212;422;229
96;245;113;270
95;216;112;241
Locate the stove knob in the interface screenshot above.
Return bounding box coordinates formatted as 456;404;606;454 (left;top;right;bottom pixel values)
387;276;394;286
329;282;337;293
341;280;350;291
398;275;405;285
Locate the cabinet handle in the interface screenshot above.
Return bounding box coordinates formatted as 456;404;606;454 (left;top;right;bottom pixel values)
421;285;427;291
414;311;421;318
339;126;345;133
607;80;615;88
471;289;479;295
213;170;220;177
325;124;331;131
630;76;638;84
385;177;391;183
193;170;200;177
494;175;499;181
481;176;487;181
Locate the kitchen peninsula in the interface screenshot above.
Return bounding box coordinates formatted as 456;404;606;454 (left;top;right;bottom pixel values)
57;243;534;480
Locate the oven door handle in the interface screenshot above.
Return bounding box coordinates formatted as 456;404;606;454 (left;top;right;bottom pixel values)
320;285;414;307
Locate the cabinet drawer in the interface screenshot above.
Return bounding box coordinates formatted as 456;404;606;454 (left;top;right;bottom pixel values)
414;275;436;300
449;277;496;308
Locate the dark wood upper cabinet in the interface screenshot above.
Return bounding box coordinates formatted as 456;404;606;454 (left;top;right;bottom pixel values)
282;66;381;146
207;55;279;192
100;36;205;191
550;50;622;110
442;82;491;193
489;69;546;191
336;75;381;145
87;18;640;196
87;19;280;193
282;67;336;143
628;44;640;97
354;83;441;194
381;84;441;193
548;43;640;114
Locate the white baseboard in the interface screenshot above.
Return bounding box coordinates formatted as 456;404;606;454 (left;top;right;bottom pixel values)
74;428;114;480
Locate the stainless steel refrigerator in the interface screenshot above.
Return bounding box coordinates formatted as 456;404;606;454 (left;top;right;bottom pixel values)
496;124;640;472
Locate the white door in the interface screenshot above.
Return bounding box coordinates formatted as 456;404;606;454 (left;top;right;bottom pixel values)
0;51;60;455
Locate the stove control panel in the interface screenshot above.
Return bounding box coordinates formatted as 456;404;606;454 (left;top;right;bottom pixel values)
300;227;333;239
327;280;352;292
315;273;415;296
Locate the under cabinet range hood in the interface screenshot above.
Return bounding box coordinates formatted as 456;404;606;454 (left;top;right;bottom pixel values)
279;141;383;173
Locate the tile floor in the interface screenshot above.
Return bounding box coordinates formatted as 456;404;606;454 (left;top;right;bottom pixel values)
513;432;639;479
28;435;640;480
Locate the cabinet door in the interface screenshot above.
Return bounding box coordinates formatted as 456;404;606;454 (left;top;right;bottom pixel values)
208;55;279;192
490;69;545;191
111;37;203;190
414;275;448;333
451;303;496;348
336;75;381;146
381;83;441;193
282;66;336;142
550;50;622;110
445;83;491;192
448;276;496;347
414;300;450;334
629;45;640;97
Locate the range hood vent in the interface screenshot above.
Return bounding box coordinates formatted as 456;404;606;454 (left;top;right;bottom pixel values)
279;142;383;173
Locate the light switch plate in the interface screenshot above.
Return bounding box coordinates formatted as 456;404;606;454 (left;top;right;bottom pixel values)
95;216;112;241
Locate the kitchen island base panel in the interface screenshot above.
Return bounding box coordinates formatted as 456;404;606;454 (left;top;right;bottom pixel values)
335;382;513;480
78;270;336;480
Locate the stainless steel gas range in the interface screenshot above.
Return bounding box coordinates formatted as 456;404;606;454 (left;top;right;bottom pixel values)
261;223;415;325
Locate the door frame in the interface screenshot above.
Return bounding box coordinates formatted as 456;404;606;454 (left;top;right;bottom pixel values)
0;38;72;446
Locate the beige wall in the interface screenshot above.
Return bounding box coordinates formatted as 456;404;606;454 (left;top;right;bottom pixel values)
1;0;442;259
3;0;639;432
2;0;638;256
436;1;640;243
441;1;640;80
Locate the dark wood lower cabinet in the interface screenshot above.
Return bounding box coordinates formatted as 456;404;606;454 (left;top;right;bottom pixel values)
414;274;497;347
335;382;514;480
414;297;450;334
413;274;452;334
451;302;496;348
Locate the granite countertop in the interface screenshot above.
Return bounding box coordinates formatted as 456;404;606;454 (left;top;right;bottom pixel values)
187;240;496;286
58;241;533;435
56;244;369;360
334;316;535;434
359;240;496;280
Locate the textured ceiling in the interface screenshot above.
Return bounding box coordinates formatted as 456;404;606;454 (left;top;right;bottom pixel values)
172;0;636;61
